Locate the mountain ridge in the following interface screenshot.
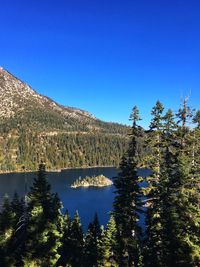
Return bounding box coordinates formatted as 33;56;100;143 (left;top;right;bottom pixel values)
0;67;127;135
0;67;95;120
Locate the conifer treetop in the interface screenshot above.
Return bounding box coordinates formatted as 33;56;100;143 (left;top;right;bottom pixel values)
129;105;141;127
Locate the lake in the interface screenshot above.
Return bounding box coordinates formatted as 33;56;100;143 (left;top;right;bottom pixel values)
0;167;118;229
0;167;150;230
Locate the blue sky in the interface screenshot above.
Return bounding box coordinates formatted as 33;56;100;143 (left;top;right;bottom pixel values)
0;0;199;128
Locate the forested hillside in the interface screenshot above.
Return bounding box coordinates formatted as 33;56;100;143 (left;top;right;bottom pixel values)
0;67;128;171
0;131;127;171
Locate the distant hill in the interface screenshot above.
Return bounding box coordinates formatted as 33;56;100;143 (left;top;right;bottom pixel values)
0;67;129;171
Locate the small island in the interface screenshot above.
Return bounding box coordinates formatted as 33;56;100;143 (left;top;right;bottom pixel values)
71;174;113;188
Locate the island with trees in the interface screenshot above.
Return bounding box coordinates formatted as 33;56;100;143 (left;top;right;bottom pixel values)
71;174;113;188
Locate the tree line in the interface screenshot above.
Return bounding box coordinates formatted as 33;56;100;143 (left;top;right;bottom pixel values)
0;104;129;172
0;100;199;266
0;132;128;171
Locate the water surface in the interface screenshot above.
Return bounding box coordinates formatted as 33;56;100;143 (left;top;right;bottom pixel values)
0;167;150;229
0;167;118;229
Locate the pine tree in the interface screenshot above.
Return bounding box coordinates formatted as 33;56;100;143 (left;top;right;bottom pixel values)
11;192;25;225
113;106;144;267
155;101;200;267
193;110;200;128
10;192;27;267
0;195;16;266
23;163;63;267
57;210;84;267
167;100;200;266
144;100;165;267
158;108;178;266
98;215;118;267
193;110;200;208
84;213;101;267
56;210;71;266
70;211;84;266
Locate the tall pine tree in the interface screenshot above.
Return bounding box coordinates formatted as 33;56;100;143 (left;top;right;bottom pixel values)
167;100;200;266
23;163;63;267
144;100;165;267
113;106;144;267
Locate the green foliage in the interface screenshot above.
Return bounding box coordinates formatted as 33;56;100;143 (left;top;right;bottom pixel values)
161;101;200;267
193;109;200;129
58;211;84;267
143;101;165;267
0;196;16;266
113;105;144;267
144;99;200;267
84;213;101;267
23;163;63;267
0;85;129;172
98;216;118;267
0;131;128;172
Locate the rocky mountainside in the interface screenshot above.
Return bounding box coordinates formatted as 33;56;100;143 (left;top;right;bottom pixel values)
0;67;128;171
0;66;94;119
0;67;127;134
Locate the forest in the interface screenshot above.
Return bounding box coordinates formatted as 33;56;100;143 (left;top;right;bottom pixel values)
0;100;199;267
0;132;127;172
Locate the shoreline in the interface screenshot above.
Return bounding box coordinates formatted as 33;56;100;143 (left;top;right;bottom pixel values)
0;165;117;175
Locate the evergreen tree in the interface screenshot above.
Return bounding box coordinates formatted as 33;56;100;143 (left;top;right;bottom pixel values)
11;192;25;225
98;215;118;267
144;100;165;267
58;210;84;267
10;192;27;267
56;210;72;266
84;213;101;267
193;110;200;200
158;108;178;267
66;211;84;267
166;100;200;266
0;196;15;266
193;110;200;128
113;106;144;267
23;163;63;267
147;101;200;267
70;211;84;266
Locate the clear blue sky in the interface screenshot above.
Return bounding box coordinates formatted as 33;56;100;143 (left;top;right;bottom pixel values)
0;0;199;128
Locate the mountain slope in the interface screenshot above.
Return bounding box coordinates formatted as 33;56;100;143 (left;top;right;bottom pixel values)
0;67;127;134
0;67;93;120
0;67;128;171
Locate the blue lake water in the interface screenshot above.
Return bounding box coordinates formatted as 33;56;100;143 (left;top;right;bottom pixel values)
0;167;150;230
0;167;118;229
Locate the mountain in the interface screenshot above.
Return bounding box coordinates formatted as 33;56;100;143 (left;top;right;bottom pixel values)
0;66;94;120
0;67;128;171
0;67;127;134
